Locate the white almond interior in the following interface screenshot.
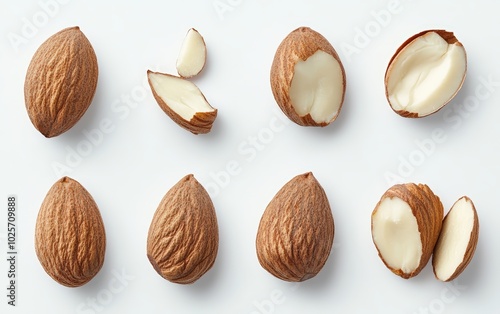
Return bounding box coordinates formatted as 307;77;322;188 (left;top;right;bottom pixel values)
148;72;214;121
372;197;422;274
433;197;475;281
289;50;344;123
176;29;206;78
386;32;466;116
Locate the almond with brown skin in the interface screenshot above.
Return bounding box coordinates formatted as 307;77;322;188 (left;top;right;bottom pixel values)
270;27;346;127
35;177;106;287
24;26;98;137
147;174;219;284
432;196;479;282
256;172;334;282
371;183;443;279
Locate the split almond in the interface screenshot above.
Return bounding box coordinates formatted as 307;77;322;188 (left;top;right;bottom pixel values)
176;28;207;78
35;177;106;287
371;183;443;279
270;27;346;127
256;172;334;282
147;70;217;134
433;196;479;282
25;26;98;137
147;174;218;284
385;30;467;118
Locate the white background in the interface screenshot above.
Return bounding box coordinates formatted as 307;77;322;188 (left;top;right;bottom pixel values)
1;0;499;313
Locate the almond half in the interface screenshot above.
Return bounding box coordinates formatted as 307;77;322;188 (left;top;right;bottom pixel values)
385;30;467;118
147;174;219;284
270;27;346;127
432;196;479;282
24;26;98;137
35;177;106;287
147;70;217;134
176;28;207;78
371;183;443;279
256;172;334;282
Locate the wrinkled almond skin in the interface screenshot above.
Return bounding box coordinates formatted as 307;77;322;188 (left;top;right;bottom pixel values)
270;27;346;127
432;196;479;282
147;70;217;135
372;183;443;279
25;26;98;138
35;177;106;287
147;174;219;284
256;172;334;282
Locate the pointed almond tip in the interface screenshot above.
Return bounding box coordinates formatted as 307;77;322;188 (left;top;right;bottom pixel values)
184;174;196;182
57;176;74;185
303;171;314;177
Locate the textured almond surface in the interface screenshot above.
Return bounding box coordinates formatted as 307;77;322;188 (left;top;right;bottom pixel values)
270;27;346;127
372;183;443;279
35;177;106;287
24;26;98;137
433;196;479;282
147;70;217;134
147;174;219;284
256;172;334;282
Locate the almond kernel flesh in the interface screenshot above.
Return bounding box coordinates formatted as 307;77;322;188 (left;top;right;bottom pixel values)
432;196;479;282
385;30;466;118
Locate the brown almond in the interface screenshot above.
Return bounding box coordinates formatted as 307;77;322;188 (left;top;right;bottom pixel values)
256;172;334;282
270;27;346;127
432;196;479;282
147;174;219;284
371;183;443;279
24;26;98;137
35;177;106;287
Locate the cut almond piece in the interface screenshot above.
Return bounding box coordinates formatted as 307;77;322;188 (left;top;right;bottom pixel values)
385;30;467;118
270;27;346;127
432;196;479;282
147;70;217;134
176;28;207;78
371;183;443;279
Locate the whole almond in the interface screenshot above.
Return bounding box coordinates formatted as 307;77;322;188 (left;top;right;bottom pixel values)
147;174;219;284
371;183;443;279
24;26;98;137
35;177;106;287
256;172;334;282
